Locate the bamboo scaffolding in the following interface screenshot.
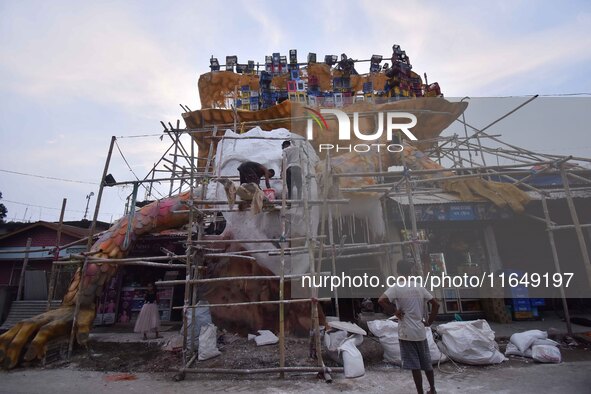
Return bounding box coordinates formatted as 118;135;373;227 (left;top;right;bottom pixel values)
61;99;591;379
172;297;332;309
157;272;331;286
191;237;311;244
176;366;343;375
69;254;188;263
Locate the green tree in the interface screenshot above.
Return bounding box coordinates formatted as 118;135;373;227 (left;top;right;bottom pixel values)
0;191;7;223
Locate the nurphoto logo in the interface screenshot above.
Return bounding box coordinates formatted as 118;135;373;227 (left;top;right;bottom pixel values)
305;108;418;153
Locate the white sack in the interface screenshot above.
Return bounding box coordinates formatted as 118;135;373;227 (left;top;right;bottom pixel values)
198;324;221;361
532;344;561;363
436;320;506;365
324;330;348;352
338;338;365;378
368;319;401;364
426;328;447;363
532;338;559;347
510;330;547;354
505;342;533;358
255;330;279;346
368;319;446;365
351;333;364;347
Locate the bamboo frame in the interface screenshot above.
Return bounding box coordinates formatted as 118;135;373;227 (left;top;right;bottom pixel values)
38;95;591;378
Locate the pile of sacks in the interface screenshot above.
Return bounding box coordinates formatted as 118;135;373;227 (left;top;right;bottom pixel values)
368;319;507;366
506;329;562;363
367;319;447;365
436;320;506;365
324;321;367;378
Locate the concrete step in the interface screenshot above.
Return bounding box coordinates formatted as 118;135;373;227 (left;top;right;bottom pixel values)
0;300;62;331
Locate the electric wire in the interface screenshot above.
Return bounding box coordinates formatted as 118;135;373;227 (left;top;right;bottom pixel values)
0;169;98;185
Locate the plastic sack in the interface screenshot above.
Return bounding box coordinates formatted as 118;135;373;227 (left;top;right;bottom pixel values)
185;301;212;346
426;328;447;364
532;344;561;363
198;323;221;361
510;330;547;354
324;330;348;352
367;319;401;364
436;320;506;365
338;338;365;378
532;338;559;347
368;320;445;365
505;342;533;358
351;333;364;347
255;330;279;346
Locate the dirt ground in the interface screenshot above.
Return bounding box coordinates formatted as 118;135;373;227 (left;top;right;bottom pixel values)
2;327;589;393
45;329;591;376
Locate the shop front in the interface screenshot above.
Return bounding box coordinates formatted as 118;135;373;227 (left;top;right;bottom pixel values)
390;194;513;319
93;233;186;326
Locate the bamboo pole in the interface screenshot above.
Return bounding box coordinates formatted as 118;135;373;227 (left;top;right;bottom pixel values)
69;135;116;359
326;151;340;319
192;237;309;244
203;253;256;260
0;247;55;254
541;195;573;336
566;171;591;185
181;130;197;366
559;165;591;289
156;272;331;286
172;297;332;309
47;198;67;311
173;198;350;207
332;160;558;178
177;366;343;375
300;136;326;375
400;138;422;274
71;255;187;263
16;238;32;301
551;223;591;231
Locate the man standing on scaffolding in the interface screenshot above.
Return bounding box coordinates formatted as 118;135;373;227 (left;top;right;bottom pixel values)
281;140;302;199
237;161;275;189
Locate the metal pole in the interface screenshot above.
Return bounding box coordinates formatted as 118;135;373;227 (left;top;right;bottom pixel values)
17;238;32;301
541;195;573;335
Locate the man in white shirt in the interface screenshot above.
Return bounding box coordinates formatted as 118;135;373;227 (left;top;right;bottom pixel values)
281;140;302;199
379;259;440;394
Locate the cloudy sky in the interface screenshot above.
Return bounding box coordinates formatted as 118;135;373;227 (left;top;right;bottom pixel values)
0;0;590;223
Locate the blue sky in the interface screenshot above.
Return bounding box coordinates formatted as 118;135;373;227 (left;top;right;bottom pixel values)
0;0;590;223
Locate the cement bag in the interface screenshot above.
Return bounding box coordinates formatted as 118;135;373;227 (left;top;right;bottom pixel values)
198;323;221;361
338;338;365;378
532;345;561;363
426;328;447;364
324;329;348;352
255;330;279;346
510;330;547;354
437;320;506;365
367;319;401;364
505;342;532;358
182;301;212;340
532;338;559;347
351;333;364;347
